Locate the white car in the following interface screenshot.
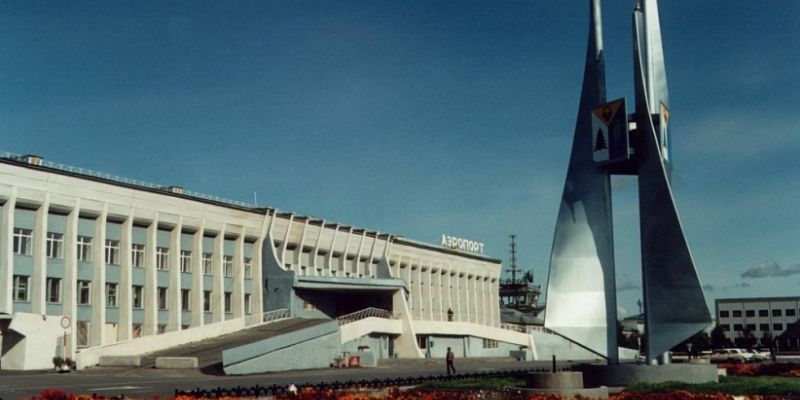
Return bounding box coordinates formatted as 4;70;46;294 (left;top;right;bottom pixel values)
709;348;755;363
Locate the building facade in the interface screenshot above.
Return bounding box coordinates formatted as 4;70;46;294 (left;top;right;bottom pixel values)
715;297;800;347
0;153;514;370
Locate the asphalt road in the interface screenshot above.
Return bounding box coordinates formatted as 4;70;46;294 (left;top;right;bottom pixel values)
0;358;587;399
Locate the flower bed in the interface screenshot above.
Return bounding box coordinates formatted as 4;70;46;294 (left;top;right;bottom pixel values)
721;362;800;377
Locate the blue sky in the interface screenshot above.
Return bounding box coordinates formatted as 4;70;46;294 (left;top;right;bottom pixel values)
1;1;798;317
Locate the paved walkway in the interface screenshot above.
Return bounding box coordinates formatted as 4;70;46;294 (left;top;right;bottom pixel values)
0;357;574;398
138;318;328;372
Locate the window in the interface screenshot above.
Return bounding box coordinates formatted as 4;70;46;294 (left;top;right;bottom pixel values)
759;309;769;317
203;290;212;312
106;283;118;307
202;253;213;275
746;323;756;331
224;292;232;313
46;277;61;303
157;287;167;309
13;275;29;301
132;285;143;308
156;247;169;270
745;310;755;317
720;325;730;332
733;324;743;331
104;240;120;265
760;323;769;331
244;257;252;279
76;321;90;347
773;309;783;317
181;289;190;311
774;323;784;331
12;228;33;256
78;280;91;305
787;309;796;317
76;236;92;262
180;250;192;273
732;310;742;318
46;232;63;259
131;244;145;268
720;311;729;318
244;293;251;314
223;256;233;277
482;338;499;349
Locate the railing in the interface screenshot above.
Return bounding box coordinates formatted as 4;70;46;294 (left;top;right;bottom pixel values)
500;323;553;334
0;150;255;209
337;307;394;326
263;308;291;323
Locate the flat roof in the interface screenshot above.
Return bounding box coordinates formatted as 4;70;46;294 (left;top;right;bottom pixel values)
715;296;800;304
1;153;500;262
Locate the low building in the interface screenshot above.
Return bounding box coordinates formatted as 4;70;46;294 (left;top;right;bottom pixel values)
0;152;531;370
715;297;800;347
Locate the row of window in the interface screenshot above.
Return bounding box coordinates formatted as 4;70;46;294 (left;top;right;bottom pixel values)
720;309;797;318
12;228;252;277
12;275;250;314
721;323;785;332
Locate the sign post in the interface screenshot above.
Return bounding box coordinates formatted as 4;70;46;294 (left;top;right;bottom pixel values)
60;316;71;372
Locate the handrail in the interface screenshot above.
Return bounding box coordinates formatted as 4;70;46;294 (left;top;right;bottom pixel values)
263;308;291;323
337;307;394;326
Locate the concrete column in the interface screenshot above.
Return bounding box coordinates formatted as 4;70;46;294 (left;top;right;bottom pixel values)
295;220;308;276
436;270;444;321
442;265;455;314
341;228;353;276
143;215;158;336
462;274;469;323
251;214;269;319
354;231;366;277
190;220;205;327
212;224;225;323
31;196;49;314
326;225;339;275
232;227;245;319
117;214;133;341
415;265;422;319
90;206;107;346
279;214;293;269
63;200;79;359
419;267;428;319
167;218;181;332
489;278;498;326
469;275;480;323
0;189;17;314
480;276;487;325
310;220;325;277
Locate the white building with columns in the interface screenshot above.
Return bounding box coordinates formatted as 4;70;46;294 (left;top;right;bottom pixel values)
0;152;530;370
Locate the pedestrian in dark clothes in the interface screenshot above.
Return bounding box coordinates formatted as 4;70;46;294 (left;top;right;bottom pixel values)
446;347;456;376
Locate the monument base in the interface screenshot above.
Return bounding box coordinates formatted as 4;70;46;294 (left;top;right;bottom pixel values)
519;371;609;400
576;364;719;387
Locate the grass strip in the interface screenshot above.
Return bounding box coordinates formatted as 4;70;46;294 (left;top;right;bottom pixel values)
625;375;800;396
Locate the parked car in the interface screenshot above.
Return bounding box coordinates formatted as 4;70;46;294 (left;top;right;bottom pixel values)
709;348;756;363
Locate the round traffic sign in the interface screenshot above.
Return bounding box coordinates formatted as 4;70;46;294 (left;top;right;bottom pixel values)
60;316;71;329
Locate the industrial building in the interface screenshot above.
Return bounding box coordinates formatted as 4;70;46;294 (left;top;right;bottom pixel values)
0;152;532;371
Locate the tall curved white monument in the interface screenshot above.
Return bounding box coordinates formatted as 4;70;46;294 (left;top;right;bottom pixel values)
545;0;711;364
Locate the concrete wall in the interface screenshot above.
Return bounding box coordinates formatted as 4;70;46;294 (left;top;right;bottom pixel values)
223;320;340;374
76;316;247;369
1;312;65;370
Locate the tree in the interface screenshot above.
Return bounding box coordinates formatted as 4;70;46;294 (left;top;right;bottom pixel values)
760;331;774;349
594;129;607;151
710;325;728;349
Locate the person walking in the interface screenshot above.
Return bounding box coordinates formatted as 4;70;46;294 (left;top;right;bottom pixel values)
446;347;456;376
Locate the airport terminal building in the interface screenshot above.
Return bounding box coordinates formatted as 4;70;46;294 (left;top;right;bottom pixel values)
0;152;532;371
